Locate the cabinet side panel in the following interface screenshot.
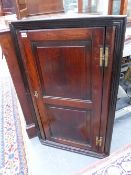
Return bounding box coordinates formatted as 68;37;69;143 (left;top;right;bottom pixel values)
0;31;37;138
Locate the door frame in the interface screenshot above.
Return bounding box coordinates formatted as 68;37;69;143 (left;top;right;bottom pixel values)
10;16;126;158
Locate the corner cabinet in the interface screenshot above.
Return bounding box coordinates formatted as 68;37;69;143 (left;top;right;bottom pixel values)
10;16;126;158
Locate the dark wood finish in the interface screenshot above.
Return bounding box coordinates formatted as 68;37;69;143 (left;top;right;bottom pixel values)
108;0;113;15
9;15;126;157
26;0;63;16
0;0;63;19
120;0;128;15
105;18;127;155
16;0;64;19
0;30;37;138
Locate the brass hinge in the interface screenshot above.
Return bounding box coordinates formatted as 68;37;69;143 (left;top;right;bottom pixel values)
105;47;109;67
96;136;103;147
100;47;109;67
100;47;104;67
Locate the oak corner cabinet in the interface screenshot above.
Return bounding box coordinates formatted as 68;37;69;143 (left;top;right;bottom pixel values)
9;15;126;158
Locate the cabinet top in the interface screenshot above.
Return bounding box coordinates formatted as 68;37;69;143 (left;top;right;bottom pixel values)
20;13;127;22
10;13;127;31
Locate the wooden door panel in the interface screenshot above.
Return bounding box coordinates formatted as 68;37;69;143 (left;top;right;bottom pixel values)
36;46;91;100
47;107;92;147
19;27;105;153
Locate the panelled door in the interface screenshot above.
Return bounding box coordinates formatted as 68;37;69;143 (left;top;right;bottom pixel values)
19;27;105;155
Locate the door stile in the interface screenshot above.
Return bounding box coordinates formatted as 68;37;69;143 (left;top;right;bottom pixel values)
19;32;50;140
90;28;106;151
98;27;116;153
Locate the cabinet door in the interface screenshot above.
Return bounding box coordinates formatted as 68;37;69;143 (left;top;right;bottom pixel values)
19;27;105;155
